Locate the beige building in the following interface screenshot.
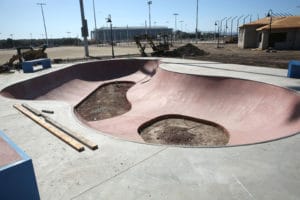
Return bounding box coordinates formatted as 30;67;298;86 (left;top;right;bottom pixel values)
238;16;300;50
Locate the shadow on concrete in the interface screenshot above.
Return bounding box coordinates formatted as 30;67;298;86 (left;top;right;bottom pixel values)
287;86;300;91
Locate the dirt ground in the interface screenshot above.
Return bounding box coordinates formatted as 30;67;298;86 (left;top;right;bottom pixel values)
0;42;299;68
139;118;229;146
187;43;300;69
75;82;134;121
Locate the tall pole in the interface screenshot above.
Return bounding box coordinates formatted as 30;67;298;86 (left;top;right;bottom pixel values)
37;3;48;46
106;15;115;58
267;9;273;50
79;0;89;57
214;21;218;40
92;0;97;42
195;0;199;43
147;1;152;35
173;13;178;41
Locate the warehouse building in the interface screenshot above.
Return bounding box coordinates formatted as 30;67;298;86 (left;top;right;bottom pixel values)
238;16;300;50
91;26;173;43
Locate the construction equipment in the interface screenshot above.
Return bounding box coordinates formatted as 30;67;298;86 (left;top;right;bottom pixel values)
134;34;170;57
0;45;48;73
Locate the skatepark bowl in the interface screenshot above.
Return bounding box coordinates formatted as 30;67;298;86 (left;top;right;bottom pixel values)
1;59;300;147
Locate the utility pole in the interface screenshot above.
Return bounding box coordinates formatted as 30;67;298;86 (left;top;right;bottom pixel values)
79;0;89;57
147;1;152;35
37;3;48;46
92;0;97;42
195;0;199;43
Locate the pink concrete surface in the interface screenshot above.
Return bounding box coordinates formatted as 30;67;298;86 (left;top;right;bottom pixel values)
1;59;300;146
0;137;21;167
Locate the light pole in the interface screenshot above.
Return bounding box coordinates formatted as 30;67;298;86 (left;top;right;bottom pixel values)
147;1;152;35
195;0;199;43
106;14;115;58
79;0;89;57
214;21;218;40
266;9;273;50
37;3;48;46
92;0;97;42
173;13;178;41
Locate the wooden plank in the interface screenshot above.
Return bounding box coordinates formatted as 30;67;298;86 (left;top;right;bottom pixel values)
13;104;84;152
43;116;98;150
22;103;97;150
22;103;42;116
21;104;97;150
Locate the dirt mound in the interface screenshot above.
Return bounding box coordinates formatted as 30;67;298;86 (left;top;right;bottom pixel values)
172;43;208;57
139;117;229;146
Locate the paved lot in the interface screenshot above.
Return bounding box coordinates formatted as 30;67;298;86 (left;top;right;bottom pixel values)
0;58;299;199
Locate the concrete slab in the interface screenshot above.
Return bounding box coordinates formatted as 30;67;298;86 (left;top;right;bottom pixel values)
0;58;299;199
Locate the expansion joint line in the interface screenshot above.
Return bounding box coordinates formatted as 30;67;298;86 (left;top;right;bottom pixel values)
70;147;168;199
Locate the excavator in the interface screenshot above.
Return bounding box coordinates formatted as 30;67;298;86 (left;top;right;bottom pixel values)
0;45;48;73
134;34;171;57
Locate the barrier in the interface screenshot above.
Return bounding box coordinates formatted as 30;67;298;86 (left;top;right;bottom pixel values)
0;131;40;200
287;60;300;78
22;58;51;73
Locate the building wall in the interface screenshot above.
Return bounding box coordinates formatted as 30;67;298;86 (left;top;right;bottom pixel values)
242;27;300;50
238;26;260;48
238;28;245;48
273;28;300;50
91;27;173;43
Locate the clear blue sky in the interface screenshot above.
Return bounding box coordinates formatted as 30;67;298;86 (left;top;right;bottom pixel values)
0;0;299;39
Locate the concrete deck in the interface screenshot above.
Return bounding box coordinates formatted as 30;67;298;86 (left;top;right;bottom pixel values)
0;58;299;199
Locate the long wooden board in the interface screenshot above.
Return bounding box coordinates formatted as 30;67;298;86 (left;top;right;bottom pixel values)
21;103;98;150
44;116;98;150
14;104;84;152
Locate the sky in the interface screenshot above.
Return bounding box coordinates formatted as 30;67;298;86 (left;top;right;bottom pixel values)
0;0;299;39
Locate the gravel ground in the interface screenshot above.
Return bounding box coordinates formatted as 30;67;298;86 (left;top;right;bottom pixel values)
0;41;299;68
